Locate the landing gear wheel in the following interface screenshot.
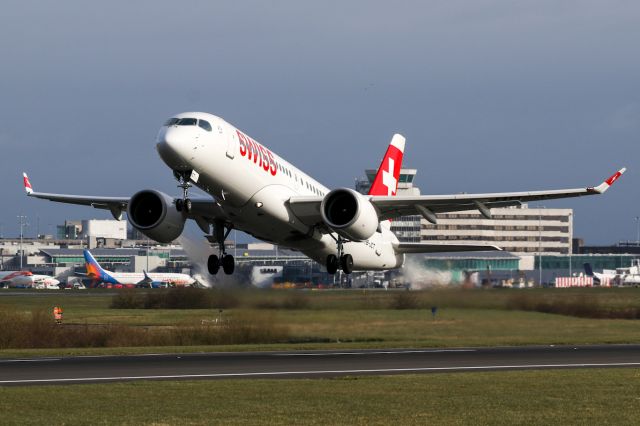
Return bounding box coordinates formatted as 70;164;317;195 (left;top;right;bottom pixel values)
222;255;235;275
175;171;193;213
341;254;353;274
207;254;220;275
207;221;235;275
326;255;339;275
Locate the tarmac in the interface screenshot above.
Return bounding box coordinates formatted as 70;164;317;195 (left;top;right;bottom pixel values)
2;344;640;386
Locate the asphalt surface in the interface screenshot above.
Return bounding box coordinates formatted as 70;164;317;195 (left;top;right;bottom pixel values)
1;344;640;386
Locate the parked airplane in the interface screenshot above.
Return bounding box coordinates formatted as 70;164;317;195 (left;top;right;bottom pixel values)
0;271;60;289
584;260;640;286
23;112;625;275
83;249;195;288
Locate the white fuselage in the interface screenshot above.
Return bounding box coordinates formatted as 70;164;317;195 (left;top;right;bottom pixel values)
156;112;403;271
0;271;60;289
595;261;640;286
104;271;195;287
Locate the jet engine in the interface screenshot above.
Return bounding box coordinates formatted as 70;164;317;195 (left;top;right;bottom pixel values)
320;188;379;241
127;190;186;243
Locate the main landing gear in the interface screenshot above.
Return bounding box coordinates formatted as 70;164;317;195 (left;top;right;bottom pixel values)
174;170;192;213
207;221;235;275
326;237;353;275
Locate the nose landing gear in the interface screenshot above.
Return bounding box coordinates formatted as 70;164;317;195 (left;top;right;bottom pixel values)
326;236;353;275
174;170;193;213
207;221;235;275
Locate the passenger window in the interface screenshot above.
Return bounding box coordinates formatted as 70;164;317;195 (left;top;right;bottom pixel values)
198;120;212;131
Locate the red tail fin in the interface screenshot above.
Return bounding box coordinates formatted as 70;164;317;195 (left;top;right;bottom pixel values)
368;134;405;196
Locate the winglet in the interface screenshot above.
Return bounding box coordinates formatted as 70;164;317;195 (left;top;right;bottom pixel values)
23;173;33;195
591;168;626;194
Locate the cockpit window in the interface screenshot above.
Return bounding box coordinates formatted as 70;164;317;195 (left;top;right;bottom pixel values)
176;118;197;126
198;120;212;131
164;117;211;130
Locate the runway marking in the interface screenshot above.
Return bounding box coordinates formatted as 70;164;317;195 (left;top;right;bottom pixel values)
2;362;640;385
0;358;61;363
273;349;477;356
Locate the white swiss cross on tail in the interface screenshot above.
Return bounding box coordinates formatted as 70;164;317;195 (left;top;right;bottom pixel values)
368;134;405;197
381;158;397;196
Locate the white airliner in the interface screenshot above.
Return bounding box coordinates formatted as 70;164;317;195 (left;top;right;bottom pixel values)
585;260;640;286
0;271;60;289
82;249;195;288
23;112;625;276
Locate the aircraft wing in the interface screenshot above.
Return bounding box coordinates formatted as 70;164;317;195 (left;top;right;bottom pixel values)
22;173;228;225
394;242;501;253
23;173;129;219
371;168;625;222
288;168;625;226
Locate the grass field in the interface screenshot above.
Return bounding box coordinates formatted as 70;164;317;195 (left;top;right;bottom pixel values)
2;289;639;424
1;368;638;425
1;288;640;356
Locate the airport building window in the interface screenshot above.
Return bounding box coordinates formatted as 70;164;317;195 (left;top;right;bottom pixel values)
198;120;212;131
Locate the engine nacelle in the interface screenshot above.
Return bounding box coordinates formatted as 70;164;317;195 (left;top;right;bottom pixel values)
127;190;186;243
320;188;379;241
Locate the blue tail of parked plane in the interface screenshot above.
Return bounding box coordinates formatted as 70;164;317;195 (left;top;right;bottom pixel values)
583;263;594;277
83;249;117;284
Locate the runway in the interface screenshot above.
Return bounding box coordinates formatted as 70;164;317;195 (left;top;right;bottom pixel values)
1;344;640;386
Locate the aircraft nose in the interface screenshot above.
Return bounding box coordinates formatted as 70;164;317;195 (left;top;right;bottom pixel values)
156;128;191;169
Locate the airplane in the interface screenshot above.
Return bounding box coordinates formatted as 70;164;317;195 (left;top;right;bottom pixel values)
23;112;625;276
82;249;195;288
0;271;60;289
584;260;640;286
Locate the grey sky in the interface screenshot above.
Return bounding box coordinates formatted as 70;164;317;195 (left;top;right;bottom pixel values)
1;0;638;243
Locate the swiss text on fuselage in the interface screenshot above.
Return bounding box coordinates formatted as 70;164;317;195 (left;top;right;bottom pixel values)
237;130;278;176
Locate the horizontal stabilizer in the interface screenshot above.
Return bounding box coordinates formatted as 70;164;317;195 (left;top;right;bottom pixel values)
395;242;502;254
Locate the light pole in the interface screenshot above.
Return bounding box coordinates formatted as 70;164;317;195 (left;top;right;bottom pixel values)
635;217;640;246
17;215;28;270
538;207;543;286
568;212;573;277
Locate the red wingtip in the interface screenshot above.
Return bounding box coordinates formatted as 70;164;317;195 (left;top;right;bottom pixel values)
593;167;626;193
605;168;626;186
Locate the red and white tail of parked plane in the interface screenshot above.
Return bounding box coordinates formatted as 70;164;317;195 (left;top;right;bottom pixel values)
0;271;60;289
22;112;626;275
